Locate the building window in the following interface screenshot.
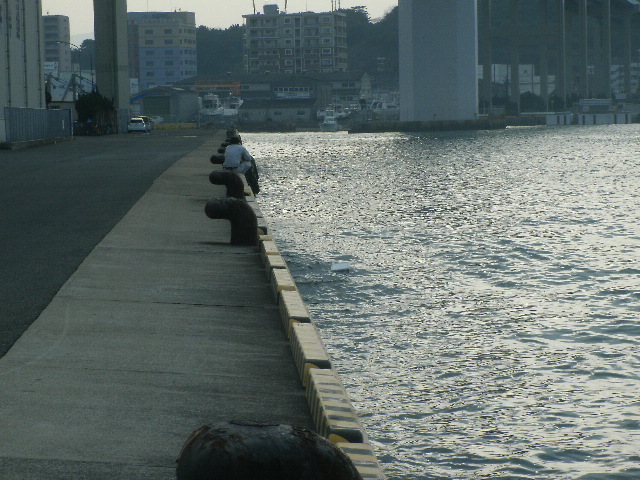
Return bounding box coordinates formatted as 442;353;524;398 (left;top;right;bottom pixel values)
146;72;155;77
145;50;155;55
285;39;293;46
145;40;154;45
322;58;333;65
165;39;174;45
274;111;282;116
284;18;291;24
322;38;332;45
165;50;174;55
145;29;153;34
164;29;172;34
145;61;155;66
285;49;293;55
165;61;174;66
321;48;332;54
285;59;293;66
297;110;306;115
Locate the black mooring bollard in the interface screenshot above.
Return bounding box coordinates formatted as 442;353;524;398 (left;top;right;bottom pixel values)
205;197;257;246
209;171;245;199
210;153;225;165
176;422;363;480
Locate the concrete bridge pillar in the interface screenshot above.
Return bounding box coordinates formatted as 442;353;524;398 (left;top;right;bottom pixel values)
578;0;589;98
623;7;633;97
601;0;612;99
539;0;550;110
399;0;478;122
93;0;130;132
509;0;520;112
479;0;493;114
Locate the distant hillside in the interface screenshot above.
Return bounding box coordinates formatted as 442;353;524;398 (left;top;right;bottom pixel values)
195;6;400;81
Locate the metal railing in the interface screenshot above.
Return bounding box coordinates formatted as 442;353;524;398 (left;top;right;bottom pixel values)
4;107;72;143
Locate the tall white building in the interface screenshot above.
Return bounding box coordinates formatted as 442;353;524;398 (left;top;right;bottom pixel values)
399;0;478;122
0;0;46;142
43;15;72;72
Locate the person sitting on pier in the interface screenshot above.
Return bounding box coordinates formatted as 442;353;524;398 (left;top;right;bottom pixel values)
223;136;260;195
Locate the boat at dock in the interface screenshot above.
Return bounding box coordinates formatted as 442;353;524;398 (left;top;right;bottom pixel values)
319;109;340;132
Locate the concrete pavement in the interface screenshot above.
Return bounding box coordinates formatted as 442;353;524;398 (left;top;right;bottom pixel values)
0;132;313;479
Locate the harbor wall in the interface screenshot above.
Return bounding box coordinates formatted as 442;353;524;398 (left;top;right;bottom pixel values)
245;179;387;479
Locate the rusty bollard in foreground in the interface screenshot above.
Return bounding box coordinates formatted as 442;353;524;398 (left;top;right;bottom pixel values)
176;422;363;480
205;197;257;246
209;171;245;199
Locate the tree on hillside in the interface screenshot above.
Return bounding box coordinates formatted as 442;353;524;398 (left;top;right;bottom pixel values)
196;24;244;75
342;6;399;76
70;39;96;72
193;7;400;81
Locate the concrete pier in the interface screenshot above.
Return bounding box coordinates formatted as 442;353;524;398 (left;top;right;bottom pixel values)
0;132;322;478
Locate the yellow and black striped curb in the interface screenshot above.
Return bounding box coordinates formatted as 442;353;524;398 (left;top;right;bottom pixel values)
337;443;388;480
260;238;281;263
306;368;365;444
278;289;312;337
270;267;297;301
290;322;332;386
256;203;386;479
264;253;288;280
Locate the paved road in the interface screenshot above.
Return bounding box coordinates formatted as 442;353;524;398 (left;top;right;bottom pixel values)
0;131;212;357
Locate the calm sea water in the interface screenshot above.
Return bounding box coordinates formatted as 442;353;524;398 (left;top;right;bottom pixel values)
250;125;640;480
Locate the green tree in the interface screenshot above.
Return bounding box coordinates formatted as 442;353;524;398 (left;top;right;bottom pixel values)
75;90;114;123
341;6;399;77
196;25;244;75
70;39;96;72
520;91;546;112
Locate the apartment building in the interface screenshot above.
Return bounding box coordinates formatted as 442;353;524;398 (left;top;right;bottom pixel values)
128;11;198;91
43;15;72;72
243;4;347;75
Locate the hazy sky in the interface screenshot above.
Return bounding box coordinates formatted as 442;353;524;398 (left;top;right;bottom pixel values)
41;0;398;41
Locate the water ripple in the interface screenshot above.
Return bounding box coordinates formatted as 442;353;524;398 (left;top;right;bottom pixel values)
253;126;640;479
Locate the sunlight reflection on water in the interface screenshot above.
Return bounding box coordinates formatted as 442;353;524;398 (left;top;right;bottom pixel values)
252;126;640;479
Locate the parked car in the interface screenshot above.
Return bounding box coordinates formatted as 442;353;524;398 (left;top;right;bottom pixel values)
138;116;154;130
127;117;150;133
